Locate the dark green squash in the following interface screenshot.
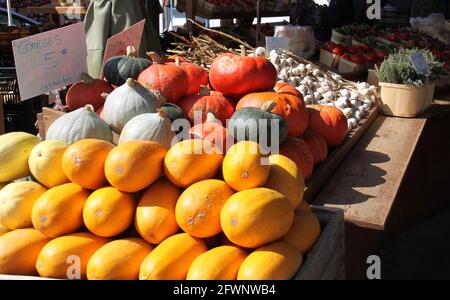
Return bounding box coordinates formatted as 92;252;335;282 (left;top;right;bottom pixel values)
103;46;151;86
229;101;289;147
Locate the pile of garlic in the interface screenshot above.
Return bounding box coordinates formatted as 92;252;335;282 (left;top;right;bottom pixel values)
264;48;378;131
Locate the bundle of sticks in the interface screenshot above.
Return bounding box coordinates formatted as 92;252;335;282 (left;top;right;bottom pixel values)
167;19;359;89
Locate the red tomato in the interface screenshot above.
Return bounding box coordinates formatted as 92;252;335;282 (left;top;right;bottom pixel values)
351;54;365;65
365;52;378;63
332;45;346;56
360;44;371;53
376;50;388;60
341;54;352;61
324;41;336;52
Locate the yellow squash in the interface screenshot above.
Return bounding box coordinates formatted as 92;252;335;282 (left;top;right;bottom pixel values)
105;140;167;193
220;188;294;248
36;232;108;279
282;211;321;254
237;241;303;280
265;154;305;209
176;179;234;238
62;139;115;190
0;182;9;190
222;141;270;191
187;245;248;280
296;200;312;212
0;228;50;275
135;178;181;244
0;132;41;182
0;223;8;236
83;187;135;237
0;181;47;230
31;183;89;238
28;140;70;188
87;238;153;280
139;233;207;280
164;139;223;188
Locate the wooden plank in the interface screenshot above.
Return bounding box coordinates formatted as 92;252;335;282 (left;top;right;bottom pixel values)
296;207;345;280
304;105;379;203
319;241;345;280
313;116;426;230
20;5;87;15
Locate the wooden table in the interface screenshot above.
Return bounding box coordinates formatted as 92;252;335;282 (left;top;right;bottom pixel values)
312;102;450;279
18;5;87;28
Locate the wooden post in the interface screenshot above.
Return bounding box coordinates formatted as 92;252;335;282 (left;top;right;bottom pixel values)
186;0;196;33
256;0;261;46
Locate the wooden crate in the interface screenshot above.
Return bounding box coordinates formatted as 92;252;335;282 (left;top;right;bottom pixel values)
0;206;344;280
296;206;345;280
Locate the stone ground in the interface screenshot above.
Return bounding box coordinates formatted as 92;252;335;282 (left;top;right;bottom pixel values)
379;207;450;280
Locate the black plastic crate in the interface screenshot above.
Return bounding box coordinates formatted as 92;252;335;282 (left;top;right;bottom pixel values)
1;69;48;134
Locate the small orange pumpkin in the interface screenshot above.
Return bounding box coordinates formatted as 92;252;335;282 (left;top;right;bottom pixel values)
307;105;348;147
189;112;233;153
168;61;209;95
138;53;189;103
236;82;308;137
179;86;235;125
300;130;328;165
280;137;314;180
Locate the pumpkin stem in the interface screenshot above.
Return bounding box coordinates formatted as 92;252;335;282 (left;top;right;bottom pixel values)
80;73;95;84
151;90;167;105
199;85;211;96
126;46;137;58
100;92;109;99
175;56;181;67
126;78;137;87
84;104;95;112
147;52;162;64
206;112;218;122
261;101;277;113
157;108;167;118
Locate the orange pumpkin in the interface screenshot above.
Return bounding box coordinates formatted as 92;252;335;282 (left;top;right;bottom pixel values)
66;73;114;111
300;130;328;165
176;179;234;238
189;112;233;153
236;82;308;137
209;53;277;97
138;53;189;103
307;105;348;147
169;61;209;95
105;141;167;192
282;211;321;254
280;137;314;180
62;139;114;190
164;139;223;188
135;178;181;244
179;86;235;125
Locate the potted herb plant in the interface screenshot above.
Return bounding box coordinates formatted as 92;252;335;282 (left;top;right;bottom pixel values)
378;48;445;117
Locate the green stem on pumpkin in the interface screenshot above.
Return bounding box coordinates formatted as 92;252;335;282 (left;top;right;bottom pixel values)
199;85;211;96
126;78;137;88
261;101;277;113
84;104;95;113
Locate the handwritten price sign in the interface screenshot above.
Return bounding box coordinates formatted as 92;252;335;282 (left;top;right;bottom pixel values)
100;19;146;79
12;22;87;100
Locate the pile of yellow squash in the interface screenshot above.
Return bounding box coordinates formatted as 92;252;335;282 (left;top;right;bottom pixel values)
0;131;321;280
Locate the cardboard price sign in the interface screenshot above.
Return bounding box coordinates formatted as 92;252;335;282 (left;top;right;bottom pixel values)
12;22;87;101
100;19;146;78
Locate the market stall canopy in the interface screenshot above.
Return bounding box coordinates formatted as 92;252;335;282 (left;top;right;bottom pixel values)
85;0;162;79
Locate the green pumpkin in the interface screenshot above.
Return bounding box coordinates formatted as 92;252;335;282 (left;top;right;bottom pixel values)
229;101;288;147
103;46;151;86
